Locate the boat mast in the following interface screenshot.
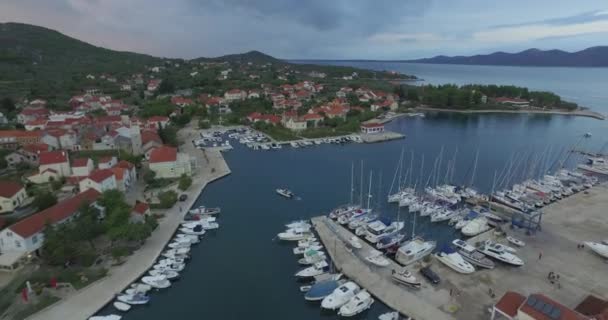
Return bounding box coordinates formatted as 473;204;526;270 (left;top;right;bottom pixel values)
359;160;364;206
409;150;414;189
397;148;405;191
470;149;479;187
411;208;417;238
376;171;383;212
367;171;373;210
388;154;401;197
436;146;444;186
489;170;497;213
350;162;355;204
418;154;424;193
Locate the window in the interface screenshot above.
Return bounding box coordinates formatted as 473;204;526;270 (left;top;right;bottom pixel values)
32;235;38;244
15;240;21;248
6;231;12;237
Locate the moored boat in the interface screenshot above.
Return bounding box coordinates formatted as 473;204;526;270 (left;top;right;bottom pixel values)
479;241;524;266
276;188;294;198
433;247;475;274
321;281;360;310
391;268;421;288
338;290;374;317
452;239;495;269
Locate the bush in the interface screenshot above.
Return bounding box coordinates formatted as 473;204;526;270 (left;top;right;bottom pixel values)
111;246;130;259
33;191;57;210
143;170;156;184
158;190;178;209
178;174;192;191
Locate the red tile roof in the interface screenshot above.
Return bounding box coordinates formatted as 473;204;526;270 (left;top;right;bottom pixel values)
9;189;100;238
39;151;68;165
87;169;114;183
301;113;323;121
495;291;526;318
72;158;91;168
132;201;150;215
99;156;115;164
116;160;134;170
0;181;24;198
22;143;49;154
147;116;169;123
141;131;162;145
111;167;125;180
575;295;608;317
149;146;177;163
361;122;384;128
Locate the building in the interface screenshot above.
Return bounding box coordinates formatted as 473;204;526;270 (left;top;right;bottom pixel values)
283;117;307;131
4;143;50;168
110;167;131;191
71;158;94;177
38;151;71;177
98;156;117;169
0;181;27;214
495;97;530;108
491;291;603;320
149;146;193;178
0;189;100;255
146;116;170;129
130;201;150;223
224;89;247;101
116;160;137;181
79;169;117;193
360;123;385;134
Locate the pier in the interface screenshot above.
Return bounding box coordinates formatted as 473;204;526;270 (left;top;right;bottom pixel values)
312;216;456;320
360;131;405;143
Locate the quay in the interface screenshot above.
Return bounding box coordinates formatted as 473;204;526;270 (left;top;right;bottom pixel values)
27;125;232;320
311;216;456;320
360;131;404;143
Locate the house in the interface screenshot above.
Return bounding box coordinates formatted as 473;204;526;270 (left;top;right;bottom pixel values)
110;167;130;191
491;291;602;320
98;156;118;169
0;189;100;255
301;113;323;128
17;107;49;125
247;112;282;125
371;100;398;112
71;158;94;177
248;90;261;99
283;117;307;131
130;201;150;223
149;146;193;178
116;160;137;182
171;96;194;107
147;79;162;92
86;74;95;80
4;143;50;168
38;151;71;177
142;131;163;158
79;169;117;193
120;84;132;91
24;119;47;131
360;123;385;134
224;89;247;101
0;181;28;214
494;97;530;108
147;116;170;129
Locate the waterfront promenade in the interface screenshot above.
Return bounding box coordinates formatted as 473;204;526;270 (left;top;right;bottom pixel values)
27;125;231;320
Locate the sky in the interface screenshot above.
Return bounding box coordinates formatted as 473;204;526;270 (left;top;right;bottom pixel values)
1;0;607;60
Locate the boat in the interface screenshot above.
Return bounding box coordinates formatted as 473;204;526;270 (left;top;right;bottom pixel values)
148;269;179;280
433;247;475;274
506;236;526;247
298;249;326;265
113;301;131;312
295;261;329;278
365;251;390;267
452;239;495;269
479;241;524;266
293;245;323;255
364;218;404;243
179;225;206;236
116;292;150;305
321;281;360;310
455;211;478;229
182;221;219;230
395;237;436;266
391;268;421;288
277;227;312;241
376;233;405;250
378;311;401;320
338;290;374;317
349;236;362;249
286;220;311;229
163;247;190;257
300;285;312;292
276;188;294;198
461;217;491;237
297;238;318;247
89;316;122;320
175;234;200;244
167;241;191;249
189;206;221;215
584;241;608;258
152;262;184;272
141;275;171;289
129;283;151;292
304;279;341;301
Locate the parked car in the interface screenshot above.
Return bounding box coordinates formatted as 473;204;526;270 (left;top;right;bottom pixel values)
420;266;440;285
179;194;188;201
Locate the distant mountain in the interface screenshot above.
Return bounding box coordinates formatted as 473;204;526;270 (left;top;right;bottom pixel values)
407;47;608;67
194;50;283;64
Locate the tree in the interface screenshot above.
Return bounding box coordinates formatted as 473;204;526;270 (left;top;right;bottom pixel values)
143;169;156;184
158;190;177;208
33;191;57;210
158;79;175;94
178;174;192;191
0;97;16;116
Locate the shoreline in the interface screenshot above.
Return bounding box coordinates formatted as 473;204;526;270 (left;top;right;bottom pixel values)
26;125;232;320
413;107;606;120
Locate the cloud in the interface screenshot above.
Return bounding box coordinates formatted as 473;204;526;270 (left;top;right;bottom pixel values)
368;32;444;44
473;19;608;43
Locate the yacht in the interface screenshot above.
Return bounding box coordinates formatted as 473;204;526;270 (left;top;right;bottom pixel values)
479;241;524;266
506;236;526;247
461;217;491;237
365;251;390;267
395;237;436;265
305;278;342;301
376;233;405;250
179;225;206;236
365;219;405;243
295;261;329;278
189;206;221;215
167;241;191;249
391;268;421;288
182;221;219;230
298;249;326;265
276;188;294;198
349;236;362;249
452;239;495;269
175;234;200;244
329;205;360;219
434;247;475;274
293;244;323;255
321;281;360;310
454;211;477;229
585;241;608;259
141;275;171;289
89;316;122;320
277;227;312;241
430;208;459;223
338;290;374;317
116;292;150;305
113;301;131;311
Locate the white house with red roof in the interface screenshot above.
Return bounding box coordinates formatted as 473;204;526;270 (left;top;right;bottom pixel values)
171;96;194;107
71;158;94;177
360;122;385;134
79;169;117;193
38;150;71;177
224;89;247;101
371;99;398;112
147;79;162;91
17;107;49;125
149;145;193;178
110;167;129;191
24;119;47;131
4;143;50;168
116;160;137;182
130;201;150;223
146;116;170;130
98;156;117;169
0;181;27;214
0;189;100;255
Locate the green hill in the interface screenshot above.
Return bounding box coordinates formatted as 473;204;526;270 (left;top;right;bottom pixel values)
195;50;283;65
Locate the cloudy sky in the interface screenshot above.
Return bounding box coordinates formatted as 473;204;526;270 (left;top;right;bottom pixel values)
1;0;607;59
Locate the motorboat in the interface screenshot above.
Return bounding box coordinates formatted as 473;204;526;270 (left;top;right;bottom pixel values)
391;268;421;288
179;225;206;236
295;261;329;278
182;221;219;230
376;233;405;250
298;249;326;265
338;290;374;317
293;244;323;255
461;217;491;237
365;251;390;267
277;227;312;241
167;240;191;249
395;237;436;265
585;241;608;259
349;236;362;249
506;236;526;247
148;269;179;280
479;241;524;266
434;247;475;274
286;220;311;229
175;234;200;244
455;211;478;230
338;209;371;225
355;226;366;236
113;301;131;311
189;206;221;215
276;188;294;198
162;247;190;257
116;292;150;305
378;311;402;320
365;219;404;243
304;279;341;301
430;209;459;223
329;205;360;219
321;281;360;310
141;275;170;289
297;237;318;247
452;239;494;269
153;262;184;272
129;283;151;292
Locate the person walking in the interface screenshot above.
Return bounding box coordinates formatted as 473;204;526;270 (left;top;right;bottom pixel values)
538;251;543;260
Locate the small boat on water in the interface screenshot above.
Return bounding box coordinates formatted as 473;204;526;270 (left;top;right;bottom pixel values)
189;206;221;215
148;269;179;280
304;279;341;301
89;316;122;320
378;311;403;320
338;290;374;317
153;261;185;272
349;236;362;249
298;249;326;265
452;239;495;269
365;251;390;267
300;285;312;292
479;241;524;266
129;283;151;292
286;220;311;229
585;241;608;259
506;236;526;247
113;301;131;311
175;234;200;244
141;275;171;289
295;261;329;278
278;227;312;241
179;225;206;236
116;292;150;305
293;245;323;255
182;221;220;230
391;268;421;288
434;247;475;274
276;188;295;198
167;240;191;249
321;281;360;310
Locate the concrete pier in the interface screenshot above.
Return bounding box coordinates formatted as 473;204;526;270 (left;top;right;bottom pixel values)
360;131;405;143
312;216;456;320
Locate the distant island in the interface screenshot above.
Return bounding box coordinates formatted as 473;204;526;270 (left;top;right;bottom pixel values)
406;47;608;67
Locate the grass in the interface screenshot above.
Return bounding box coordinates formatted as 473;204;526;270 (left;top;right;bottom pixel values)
12;295;60;319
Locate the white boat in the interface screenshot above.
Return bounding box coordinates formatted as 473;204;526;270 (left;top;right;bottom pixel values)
293;245;323;255
395;237;436;266
479;241;524;266
365;220;404;244
338;290;374;317
321;281;360;310
276;188;294;198
129;283;151;292
179;226;206;236
379;311;400;320
189;206;221;215
391;268;421;288
116;292;150;305
461;217;491;237
452;239;495;269
153;262;184;272
175;234;200;244
376;233;405;250
286;220;311;229
506;236;526;247
141;275;171;289
298;250;326;265
148;269;179;280
277;227;312;241
184;221;219;230
349;236;362;249
300;285;312;292
434;248;475;274
295;261;329;278
297;237;318;247
365;251;390;267
585;241;608;259
163;247;190;257
113;301;131;311
167;241;191;249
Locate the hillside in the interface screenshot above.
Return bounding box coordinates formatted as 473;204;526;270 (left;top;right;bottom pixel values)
194;50;283;65
407;47;608;67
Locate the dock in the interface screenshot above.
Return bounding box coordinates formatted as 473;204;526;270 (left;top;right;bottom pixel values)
311;216;456;320
360;131;405;143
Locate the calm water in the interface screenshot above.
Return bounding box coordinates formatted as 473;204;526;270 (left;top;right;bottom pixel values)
105;64;608;320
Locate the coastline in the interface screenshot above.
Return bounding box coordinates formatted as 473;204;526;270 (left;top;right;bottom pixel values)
413;107;606;120
26;124;232;320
